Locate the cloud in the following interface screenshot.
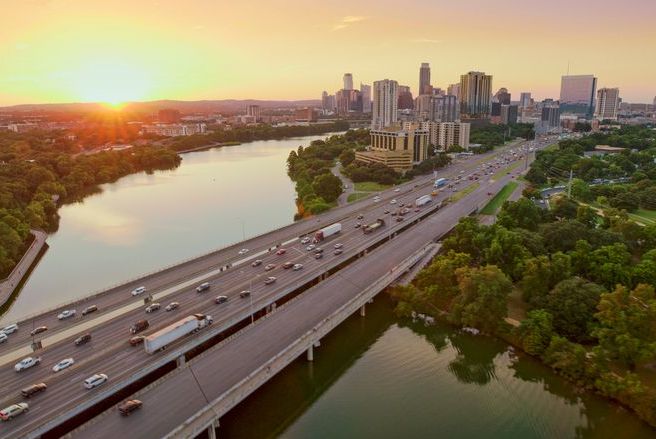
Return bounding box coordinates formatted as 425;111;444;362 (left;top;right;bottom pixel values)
409;38;442;44
332;16;367;31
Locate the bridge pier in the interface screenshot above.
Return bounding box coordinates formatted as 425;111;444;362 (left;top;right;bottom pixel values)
176;355;186;368
207;418;220;439
360;304;366;317
307;344;314;362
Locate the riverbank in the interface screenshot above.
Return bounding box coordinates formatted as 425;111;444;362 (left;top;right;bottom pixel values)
0;230;48;312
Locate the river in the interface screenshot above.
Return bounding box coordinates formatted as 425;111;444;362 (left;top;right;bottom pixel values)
3;134;654;437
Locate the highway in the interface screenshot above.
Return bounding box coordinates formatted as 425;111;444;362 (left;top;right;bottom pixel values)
0;136;555;438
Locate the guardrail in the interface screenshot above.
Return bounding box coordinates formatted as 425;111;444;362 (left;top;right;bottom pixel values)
164;243;437;439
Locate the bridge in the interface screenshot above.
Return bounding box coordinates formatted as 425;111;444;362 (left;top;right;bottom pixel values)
0;137;550;438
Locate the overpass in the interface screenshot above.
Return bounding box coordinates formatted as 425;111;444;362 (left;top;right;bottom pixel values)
0;136;554;438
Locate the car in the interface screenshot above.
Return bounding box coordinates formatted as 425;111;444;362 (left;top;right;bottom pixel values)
129;336;145;346
20;383;47;398
74;334;92;346
215;295;228;304
373;198;380;203
394;188;401;192
145;303;161;313
2;323;18;335
131;286;146;296
239;290;251;298
14;357;41;372
30;326;47;336
314;248;324;253
118;399;143;416
487;192;493;196
282;262;294;269
300;237;311;245
356;214;364;220
414;208;420;212
306;244;316;251
390;199;397;204
264;263;276;271
0;333;6;344
57;309;76;320
52;358;75;373
251;259;263;267
334;249;343;255
264;277;277;285
355;223;361;228
396;217;405;222
84;373;108;389
315;253;323;260
165;302;180;311
0;403;29;421
391;211;398;216
292;263;303;271
275;248;287;255
196;282;210;293
384;210;390;214
82;305;98;316
334;243;343;249
238;248;249;255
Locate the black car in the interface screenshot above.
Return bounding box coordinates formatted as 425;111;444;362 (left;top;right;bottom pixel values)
74;334;92;346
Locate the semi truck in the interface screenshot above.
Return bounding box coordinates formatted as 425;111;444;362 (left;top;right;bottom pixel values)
363;218;385;234
314;223;342;242
415;195;432;207
144;314;213;354
434;178;447;188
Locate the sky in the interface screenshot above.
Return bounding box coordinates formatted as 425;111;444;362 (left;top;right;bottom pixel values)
0;0;654;106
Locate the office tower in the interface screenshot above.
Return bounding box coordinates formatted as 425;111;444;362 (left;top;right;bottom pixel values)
397;85;414;110
459;71;493;117
560;74;597;116
322;91;336;113
246;105;261;121
372;79;399;129
447;83;460;100
420;121;470;151
491;102;502;117
336;89;361;115
432;88;444;97
429;95;459;122
343;73;353;91
494;88;511;105
419;63;432;95
595;88;621;120
500;104;518;125
360;83;372;113
415;94;432;120
541;101;561;129
520;92;532;108
158;109;181;123
356;125;429;172
321;91;329;110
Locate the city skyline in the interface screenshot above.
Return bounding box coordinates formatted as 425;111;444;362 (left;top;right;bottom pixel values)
0;0;654;107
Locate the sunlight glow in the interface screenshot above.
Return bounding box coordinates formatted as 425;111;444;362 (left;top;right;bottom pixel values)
69;59;151;105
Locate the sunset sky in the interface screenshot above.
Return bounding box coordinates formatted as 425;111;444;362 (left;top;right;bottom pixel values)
1;0;654;106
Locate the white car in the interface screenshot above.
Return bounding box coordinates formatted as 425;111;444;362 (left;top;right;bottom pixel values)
14;357;41;372
0;333;7;344
300;237;311;245
306;244;316;251
145;303;161;313
131;286;146;296
334;243;343;249
390;199;397;204
292;263;304;271
52;358;74;373
84;373;108;389
2;323;18;335
394;188;401;192
57;309;76;320
0;403;29;421
238;248;249;255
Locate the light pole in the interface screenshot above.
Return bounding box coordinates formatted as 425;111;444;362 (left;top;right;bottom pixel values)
249;276;254;324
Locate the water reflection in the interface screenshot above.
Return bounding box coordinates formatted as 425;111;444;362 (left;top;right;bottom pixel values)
447;331;501;386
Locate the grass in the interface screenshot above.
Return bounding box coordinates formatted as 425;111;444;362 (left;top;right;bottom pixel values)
347;192;369;203
448;182;480;203
353;181;392;192
491;160;523;181
480;181;519;215
629;209;656;225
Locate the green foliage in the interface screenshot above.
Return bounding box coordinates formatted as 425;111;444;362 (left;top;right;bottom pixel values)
542;335;589;383
496;197;544;231
343;161;399;185
518;309;554;356
520;253;571;307
545;277;605;342
312;173;342;203
469;123;535;152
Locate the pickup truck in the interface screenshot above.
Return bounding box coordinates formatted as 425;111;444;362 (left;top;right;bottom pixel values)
14;357;41;372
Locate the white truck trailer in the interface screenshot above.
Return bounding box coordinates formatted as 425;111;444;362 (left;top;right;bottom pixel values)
144;314;213;354
314;223;342;242
415;195;432;207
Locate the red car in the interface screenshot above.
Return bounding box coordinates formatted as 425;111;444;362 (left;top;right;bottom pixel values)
276;248;287;255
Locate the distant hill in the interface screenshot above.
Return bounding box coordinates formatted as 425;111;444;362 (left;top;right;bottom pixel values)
0;99;322;114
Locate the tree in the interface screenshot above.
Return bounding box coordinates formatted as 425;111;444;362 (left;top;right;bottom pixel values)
414;251;471;311
520;253;571;307
518;310;554;356
570;178;593;201
610;192;640;212
587;243;632;290
483;226;531;280
450;265;512;333
551;196;579;219
545;277;605;342
338;149;355;167
311;173;342;203
496;198;544;231
576;205;598;228
593;284;656;370
542;335;588;383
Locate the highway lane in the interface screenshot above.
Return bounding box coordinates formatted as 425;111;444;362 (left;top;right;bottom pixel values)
0;139;544;437
0;138;524;353
68;164;525;439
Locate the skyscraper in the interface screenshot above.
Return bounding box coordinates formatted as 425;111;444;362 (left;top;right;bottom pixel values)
343;73;353;91
419;63;431;95
500;104;518;125
429;95;459;122
397;85;414;110
447;83;460;100
520;92;532;108
360;83;372;113
459;71;492;117
372;79;399;129
560;75;597;116
541;101;561;129
595;87;620;120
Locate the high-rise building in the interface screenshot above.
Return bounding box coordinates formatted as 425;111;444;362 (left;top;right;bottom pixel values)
494;88;511;105
397;85;414;110
355;125;429;172
595;88;620;120
372;79;399;129
419;121;470;151
447;83;460;100
343;73;353;91
459;71;493;117
541;101;561;129
246;105;261;121
520;92;532;108
560;75;597;116
360;83;372;113
500;104;518;125
321;91;336;113
415;94;433;120
419;63;432;95
336;89;361;115
429;95;459;122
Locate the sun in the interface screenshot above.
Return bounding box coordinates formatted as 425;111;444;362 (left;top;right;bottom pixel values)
69;59;151;105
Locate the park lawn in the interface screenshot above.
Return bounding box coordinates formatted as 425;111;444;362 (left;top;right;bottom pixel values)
492;160;523;181
347;192;369;203
480;181;519;215
354;181;392;192
448;182;480;203
629;209;656;225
